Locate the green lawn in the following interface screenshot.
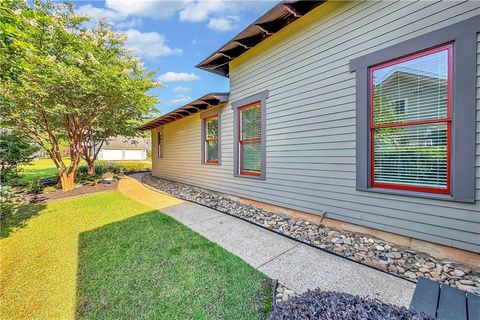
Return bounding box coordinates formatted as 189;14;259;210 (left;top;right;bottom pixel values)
20;158;151;182
0;191;271;320
20;158;62;181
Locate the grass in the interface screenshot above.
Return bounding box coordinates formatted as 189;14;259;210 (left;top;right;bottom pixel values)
20;158;62;181
20;158;151;182
0;191;271;320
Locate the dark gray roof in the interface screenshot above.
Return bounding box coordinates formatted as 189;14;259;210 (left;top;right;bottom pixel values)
196;0;325;77
139;92;229;130
102;136;151;150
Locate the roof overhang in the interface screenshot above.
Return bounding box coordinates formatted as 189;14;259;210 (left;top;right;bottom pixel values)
138;93;229;130
196;0;325;77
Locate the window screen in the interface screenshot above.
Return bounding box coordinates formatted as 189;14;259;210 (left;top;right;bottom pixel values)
370;44;452;193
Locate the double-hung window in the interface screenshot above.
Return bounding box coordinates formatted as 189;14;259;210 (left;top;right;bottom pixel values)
350;17;477;202
204;115;219;163
370;44;452;194
232;91;268;179
239;102;262;176
157;131;163;158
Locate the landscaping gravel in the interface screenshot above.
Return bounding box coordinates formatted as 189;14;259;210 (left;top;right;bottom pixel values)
269;289;434;320
142;174;480;294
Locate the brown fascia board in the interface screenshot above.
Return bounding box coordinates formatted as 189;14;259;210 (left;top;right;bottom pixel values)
138;93;229;130
195;0;325;77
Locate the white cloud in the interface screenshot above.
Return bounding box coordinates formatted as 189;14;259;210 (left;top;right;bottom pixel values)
158;72;201;82
208;16;238;31
105;0;188;20
124;29;183;59
115;18;143;29
76;4;125;21
179;0;225;22
164;94;192;105
77;1;275;34
172;86;192;93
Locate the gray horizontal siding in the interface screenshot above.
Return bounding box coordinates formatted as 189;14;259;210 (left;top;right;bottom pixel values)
153;1;480;253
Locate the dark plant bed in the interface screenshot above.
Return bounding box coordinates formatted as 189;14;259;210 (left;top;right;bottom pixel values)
270;289;434;320
27;180;119;202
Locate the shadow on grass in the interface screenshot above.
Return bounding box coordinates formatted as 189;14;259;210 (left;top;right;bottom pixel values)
75;211;271;320
0;202;47;239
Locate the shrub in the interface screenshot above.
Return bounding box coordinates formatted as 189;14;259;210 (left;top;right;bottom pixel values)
0;131;39;184
102;172;115;181
270;289;434;320
76;162;122;179
26;179;42;194
117;161;148;172
0;185;20;217
42;186;57;194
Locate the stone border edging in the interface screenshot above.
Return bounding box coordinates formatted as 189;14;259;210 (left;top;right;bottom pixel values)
271;279;279;314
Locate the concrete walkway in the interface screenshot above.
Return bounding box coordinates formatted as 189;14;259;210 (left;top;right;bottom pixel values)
119;174;416;307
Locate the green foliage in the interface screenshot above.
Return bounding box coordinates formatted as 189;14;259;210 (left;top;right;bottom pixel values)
76;162;122;177
0;0;36;82
42;186;57;194
0;131;39;183
102;171;115;181
75;162;122;184
0;185;20;217
113;161;150;172
0;1;159;190
26;178;42;194
372;95;401;142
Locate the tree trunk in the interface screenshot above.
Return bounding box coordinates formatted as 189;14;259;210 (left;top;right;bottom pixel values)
59;171;75;192
86;159;95;176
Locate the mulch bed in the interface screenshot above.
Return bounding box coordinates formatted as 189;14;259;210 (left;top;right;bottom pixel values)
29;181;118;202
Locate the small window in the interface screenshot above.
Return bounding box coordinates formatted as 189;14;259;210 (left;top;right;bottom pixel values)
157;131;163;158
204;115;219;163
239;102;262;176
370;44;452;194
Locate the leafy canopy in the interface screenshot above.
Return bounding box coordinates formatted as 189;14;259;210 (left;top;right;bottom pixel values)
0;0;159;190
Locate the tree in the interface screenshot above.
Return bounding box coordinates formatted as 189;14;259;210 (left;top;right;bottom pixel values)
1;1;158;191
0;131;38;183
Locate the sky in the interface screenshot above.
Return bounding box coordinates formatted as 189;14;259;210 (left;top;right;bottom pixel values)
73;0;275;114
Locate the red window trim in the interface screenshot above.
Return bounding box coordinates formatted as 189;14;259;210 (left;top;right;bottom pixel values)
238;102;262;176
204;114;219;163
369;43;453;195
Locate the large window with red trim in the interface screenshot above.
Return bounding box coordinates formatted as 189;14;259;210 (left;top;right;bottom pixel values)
239;102;262;176
370;43;452;194
204;115;219;163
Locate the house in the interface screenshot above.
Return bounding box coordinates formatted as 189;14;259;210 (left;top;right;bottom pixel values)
140;1;480;258
97;135;150;161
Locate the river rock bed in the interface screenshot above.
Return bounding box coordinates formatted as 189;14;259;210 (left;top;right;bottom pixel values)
142;174;480;294
275;284;296;306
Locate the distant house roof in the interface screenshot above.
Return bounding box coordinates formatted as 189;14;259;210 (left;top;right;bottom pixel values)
102;136;151;150
375;66;447;85
196;0;325;77
139;92;229;130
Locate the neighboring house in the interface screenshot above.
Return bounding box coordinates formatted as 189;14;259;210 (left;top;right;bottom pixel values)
97;136;150;161
141;1;480;255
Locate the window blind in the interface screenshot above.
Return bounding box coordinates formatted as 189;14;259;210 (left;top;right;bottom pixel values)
370;45;451;192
